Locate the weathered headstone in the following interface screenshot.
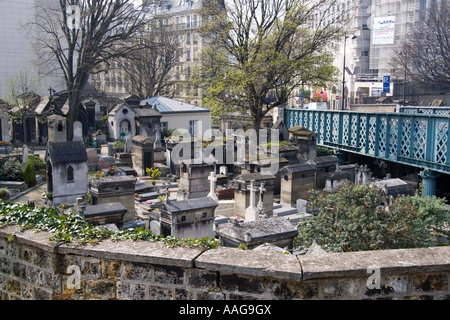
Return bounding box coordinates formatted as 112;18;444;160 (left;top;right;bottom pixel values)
296;199;309;214
125;132;132;153
73;121;83;142
22;145;29;167
150;220;161;236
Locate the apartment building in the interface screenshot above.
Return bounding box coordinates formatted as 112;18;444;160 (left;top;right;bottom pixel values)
91;0;205;107
0;0;64;98
306;0;439;108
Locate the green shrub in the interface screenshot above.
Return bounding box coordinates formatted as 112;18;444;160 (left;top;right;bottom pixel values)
2;158;23;181
296;183;450;253
23;162;37;187
113;141;125;151
146;167;161;178
28;155;46;170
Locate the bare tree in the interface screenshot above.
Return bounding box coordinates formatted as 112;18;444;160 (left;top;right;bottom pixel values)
117;21;180;100
195;0;349;133
390;2;450;90
30;0;147;141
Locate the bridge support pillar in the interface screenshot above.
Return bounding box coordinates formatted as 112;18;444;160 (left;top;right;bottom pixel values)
419;169;439;197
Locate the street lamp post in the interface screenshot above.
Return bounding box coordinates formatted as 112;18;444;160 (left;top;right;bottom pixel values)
342;35;357;110
399;51;407;106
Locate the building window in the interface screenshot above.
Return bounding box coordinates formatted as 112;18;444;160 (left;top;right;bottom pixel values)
181;215;187;222
161;122;168;132
186;49;191;62
189;120;198;137
67;166;74;182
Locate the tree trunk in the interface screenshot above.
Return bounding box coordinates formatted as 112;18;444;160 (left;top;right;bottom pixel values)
67;90;81;142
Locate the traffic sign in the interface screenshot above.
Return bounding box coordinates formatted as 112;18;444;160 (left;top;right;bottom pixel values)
383;76;391;94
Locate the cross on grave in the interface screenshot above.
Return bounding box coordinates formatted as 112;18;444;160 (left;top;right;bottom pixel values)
257;182;267;218
208;171;218;202
245;180;259;222
154;125;162;148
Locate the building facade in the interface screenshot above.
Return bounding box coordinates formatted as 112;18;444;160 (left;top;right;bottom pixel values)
92;0;205;106
0;0;64;98
301;0;442;109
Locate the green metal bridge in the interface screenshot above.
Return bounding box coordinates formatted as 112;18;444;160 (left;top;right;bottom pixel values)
285;107;450;195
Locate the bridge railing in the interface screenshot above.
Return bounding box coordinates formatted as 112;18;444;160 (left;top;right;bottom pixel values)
285;108;450;174
399;106;450;115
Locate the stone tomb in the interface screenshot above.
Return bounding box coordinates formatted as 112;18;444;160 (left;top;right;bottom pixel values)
233;173;275;219
47;115;67;143
373;178;413;198
89;176;137;222
288;126;317;161
280;164;317;206
215;217;299;250
306;156;339;189
323;168;350;194
177;159;216;200
46;141;88;206
131;135;154;177
82;202;127;230
160;197;219;240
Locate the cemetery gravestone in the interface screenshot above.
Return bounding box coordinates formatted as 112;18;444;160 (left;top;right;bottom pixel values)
73;121;83;142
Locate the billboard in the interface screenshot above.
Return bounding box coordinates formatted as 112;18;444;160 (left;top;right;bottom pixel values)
372;16;396;45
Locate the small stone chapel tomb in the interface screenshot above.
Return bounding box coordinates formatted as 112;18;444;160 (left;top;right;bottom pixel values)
46;141;88;206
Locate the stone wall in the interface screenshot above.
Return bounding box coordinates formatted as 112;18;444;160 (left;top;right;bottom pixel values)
0;225;449;300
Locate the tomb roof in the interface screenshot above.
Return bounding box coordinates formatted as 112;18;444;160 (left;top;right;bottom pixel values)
134;108;162;118
289;125;314;136
307;155;338;166
235;173;276;182
140;96;210;114
84;203;127;217
164;197;219;213
215;217;298;244
47;141;87;163
280;164;317;174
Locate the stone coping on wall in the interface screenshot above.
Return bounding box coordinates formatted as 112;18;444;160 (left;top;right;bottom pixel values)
1;225;449;282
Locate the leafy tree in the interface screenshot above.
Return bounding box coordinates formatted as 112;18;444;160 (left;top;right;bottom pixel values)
296;183;450;253
30;0;147;141
194;0;347;135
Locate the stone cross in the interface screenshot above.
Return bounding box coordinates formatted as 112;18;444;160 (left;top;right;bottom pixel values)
154;125;162;148
208;172;218;202
245;180;259;222
256;182;267;218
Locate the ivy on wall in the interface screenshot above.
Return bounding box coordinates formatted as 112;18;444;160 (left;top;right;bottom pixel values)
0;201;219;250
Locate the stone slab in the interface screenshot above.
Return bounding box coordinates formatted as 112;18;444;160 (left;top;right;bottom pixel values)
195;247;302;281
299;246;450;280
0;226;57;253
57;239;202;268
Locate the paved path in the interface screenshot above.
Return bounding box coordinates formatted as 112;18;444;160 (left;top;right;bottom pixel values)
11;183;47;205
